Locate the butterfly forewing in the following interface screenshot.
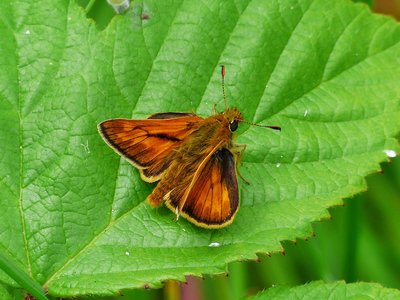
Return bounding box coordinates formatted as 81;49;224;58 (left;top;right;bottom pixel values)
98;114;203;182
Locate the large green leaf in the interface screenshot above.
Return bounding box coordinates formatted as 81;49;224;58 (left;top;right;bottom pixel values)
0;0;400;297
0;282;24;300
249;281;400;299
0;284;13;300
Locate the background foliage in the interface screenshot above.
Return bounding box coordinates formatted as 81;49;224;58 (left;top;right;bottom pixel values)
250;281;400;300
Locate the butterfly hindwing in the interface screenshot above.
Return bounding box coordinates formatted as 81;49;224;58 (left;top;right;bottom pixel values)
165;148;239;228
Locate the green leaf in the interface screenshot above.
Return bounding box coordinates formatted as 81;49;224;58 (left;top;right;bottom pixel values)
353;0;374;8
0;0;400;297
248;281;400;299
0;284;13;300
0;282;24;300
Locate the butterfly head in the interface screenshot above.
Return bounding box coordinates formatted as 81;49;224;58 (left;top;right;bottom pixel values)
224;107;243;132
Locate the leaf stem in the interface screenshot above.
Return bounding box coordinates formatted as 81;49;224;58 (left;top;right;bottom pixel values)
228;262;247;300
164;280;180;300
0;252;49;300
344;196;360;282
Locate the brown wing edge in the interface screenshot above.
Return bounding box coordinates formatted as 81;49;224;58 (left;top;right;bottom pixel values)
97;121;148;170
164;148;240;229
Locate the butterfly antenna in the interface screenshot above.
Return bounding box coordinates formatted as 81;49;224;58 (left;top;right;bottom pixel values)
241;119;281;131
220;65;281;132
221;65;227;109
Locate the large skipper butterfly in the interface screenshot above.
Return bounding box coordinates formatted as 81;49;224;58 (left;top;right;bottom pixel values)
98;66;280;229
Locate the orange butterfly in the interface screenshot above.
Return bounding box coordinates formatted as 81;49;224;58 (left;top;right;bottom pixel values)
98;66;280;229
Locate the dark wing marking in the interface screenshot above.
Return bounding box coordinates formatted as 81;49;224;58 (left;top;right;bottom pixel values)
148;112;196;119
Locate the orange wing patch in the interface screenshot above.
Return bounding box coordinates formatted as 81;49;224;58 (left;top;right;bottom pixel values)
98;114;202;182
165;148;239;228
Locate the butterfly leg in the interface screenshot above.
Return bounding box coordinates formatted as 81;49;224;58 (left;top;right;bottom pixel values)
231;144;250;185
175;206;180;221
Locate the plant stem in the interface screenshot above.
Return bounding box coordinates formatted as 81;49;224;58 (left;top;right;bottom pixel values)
344;196;360;282
164;280;180;300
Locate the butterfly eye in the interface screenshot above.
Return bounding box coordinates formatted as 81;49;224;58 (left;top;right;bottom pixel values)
229;120;238;132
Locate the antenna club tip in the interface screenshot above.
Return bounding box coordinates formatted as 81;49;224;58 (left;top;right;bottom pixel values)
241;120;281;131
221;65;226;78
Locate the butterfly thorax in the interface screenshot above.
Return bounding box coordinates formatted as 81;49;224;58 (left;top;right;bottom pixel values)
176;114;232;159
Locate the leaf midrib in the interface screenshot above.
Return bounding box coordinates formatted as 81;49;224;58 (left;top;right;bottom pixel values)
15;1;32;278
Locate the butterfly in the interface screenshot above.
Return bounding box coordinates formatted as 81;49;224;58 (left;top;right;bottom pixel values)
98;66;280;229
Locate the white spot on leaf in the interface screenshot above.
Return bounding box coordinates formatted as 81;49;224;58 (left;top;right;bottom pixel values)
384;149;396;158
276;163;281;168
25;29;30;35
208;242;221;247
125;251;130;256
304;109;308;117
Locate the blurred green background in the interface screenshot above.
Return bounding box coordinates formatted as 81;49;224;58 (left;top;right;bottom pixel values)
75;0;400;299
